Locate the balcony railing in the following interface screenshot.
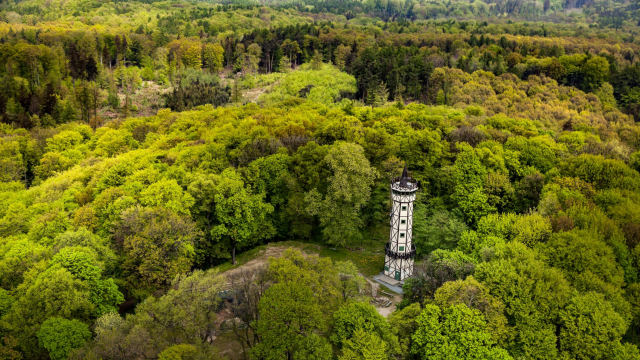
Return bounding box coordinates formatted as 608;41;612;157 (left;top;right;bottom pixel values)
391;176;418;191
385;243;416;260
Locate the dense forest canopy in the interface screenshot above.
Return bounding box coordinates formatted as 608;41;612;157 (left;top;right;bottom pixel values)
1;0;640;358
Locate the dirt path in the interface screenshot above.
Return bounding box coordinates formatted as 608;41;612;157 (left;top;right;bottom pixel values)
223;245;294;279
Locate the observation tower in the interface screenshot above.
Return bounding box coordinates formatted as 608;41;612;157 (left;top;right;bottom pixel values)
383;165;418;281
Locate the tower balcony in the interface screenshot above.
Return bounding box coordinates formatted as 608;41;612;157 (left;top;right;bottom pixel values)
391;176;418;192
385;243;416;260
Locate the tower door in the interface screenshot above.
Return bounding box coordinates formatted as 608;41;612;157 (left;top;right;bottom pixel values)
395;271;401;281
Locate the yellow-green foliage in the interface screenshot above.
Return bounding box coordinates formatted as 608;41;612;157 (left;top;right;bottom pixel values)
258;63;357;106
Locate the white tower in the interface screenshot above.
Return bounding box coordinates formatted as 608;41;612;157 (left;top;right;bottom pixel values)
384;165;418;281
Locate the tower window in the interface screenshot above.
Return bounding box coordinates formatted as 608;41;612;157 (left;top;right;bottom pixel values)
399;246;404;251
400;233;405;238
401;219;406;225
402;206;407;211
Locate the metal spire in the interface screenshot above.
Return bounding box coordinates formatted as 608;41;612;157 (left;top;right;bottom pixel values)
400;164;409;187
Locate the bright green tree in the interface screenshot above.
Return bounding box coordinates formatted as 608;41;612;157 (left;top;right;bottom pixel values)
339;328;387;360
411;304;513;360
331;302;399;356
50;248;123;316
140;179;195;216
202;43;224;73
211;168;274;264
36;317;91;360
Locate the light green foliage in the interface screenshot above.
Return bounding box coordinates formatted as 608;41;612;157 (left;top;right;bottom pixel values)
36;317;91;360
511;213;552;246
45;130;86;152
140;179;195;215
581;56;610;92
595;82;617;110
50;248;124;316
292;334;333;360
258;63;357;106
202;43;224;73
411;304;513;360
452;143;495;224
541;229;625;287
505;135;563;174
331;301;399;356
266;249;341;311
540;229;631;322
158;344;198;360
475;242;572;359
27;210;71;246
472;212;551;247
54;228;116;269
399;127;445;184
0;236;49;289
335;260;367;301
94;128;139;157
434;276;509;344
339;328;387;360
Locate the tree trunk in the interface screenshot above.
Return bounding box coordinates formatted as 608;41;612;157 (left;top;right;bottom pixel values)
232;240;236;265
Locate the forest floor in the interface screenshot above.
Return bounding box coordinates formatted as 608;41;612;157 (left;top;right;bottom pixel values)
212;234;397;359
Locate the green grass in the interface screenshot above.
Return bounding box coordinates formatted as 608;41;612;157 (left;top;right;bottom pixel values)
213;227;389;278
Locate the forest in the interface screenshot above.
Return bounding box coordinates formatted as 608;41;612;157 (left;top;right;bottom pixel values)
1;0;640;358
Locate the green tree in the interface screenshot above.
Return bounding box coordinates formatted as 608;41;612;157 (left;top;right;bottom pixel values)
50;248;123;316
413;210;468;255
140;179;196;216
411;304;513;360
388;302;422;359
331;302;399;356
36;317;91;360
202;43;224;73
339;328;387;360
316;142;378;247
581;56;609;92
132;269;225;344
115;206;200;290
334;44;351;71
250;281;326;360
558;292;636;359
211;168;274;264
3;268;93;358
335;261;366;302
475;242;572;360
181;43;202;69
434;276;509;343
310;50;323;70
